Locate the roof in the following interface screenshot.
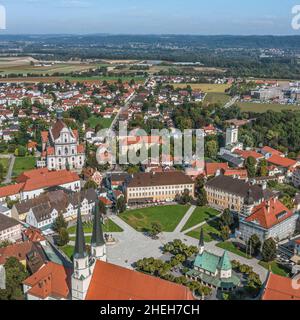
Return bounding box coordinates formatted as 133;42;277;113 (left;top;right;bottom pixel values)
0;214;20;232
0;240;33;264
267;155;297;168
23;227;46;242
50;119;67;140
127;171;193;188
0;183;24;198
245;198;295;229
205;175;265;201
261;146;284;157
223;169;248;179
85;260;194;300
205;162;229;176
16;168;80;192
194;251;222;274
91;201;105;247
262;273;300;300
23;262;72;300
218;251;231;271
234;149;263;160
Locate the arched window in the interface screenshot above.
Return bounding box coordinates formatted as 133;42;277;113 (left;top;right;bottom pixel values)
65;147;68;155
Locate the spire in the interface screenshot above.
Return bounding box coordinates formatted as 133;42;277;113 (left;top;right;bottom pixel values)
91;200;105;247
199;228;204;247
219;251;232;271
74;206;87;259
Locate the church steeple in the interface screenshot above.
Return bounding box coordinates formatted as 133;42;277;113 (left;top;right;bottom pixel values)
74;206;87;259
91;200;105;247
90;201;107;262
199;228;204;254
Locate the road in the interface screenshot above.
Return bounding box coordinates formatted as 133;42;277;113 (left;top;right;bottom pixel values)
0;154;15;184
224;95;239;109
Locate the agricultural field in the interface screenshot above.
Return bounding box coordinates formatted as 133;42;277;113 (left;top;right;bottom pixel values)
204;92;231;106
171;83;231;93
120;205;189;232
237;101;300;113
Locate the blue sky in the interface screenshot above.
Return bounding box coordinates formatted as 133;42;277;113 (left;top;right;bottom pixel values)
0;0;300;35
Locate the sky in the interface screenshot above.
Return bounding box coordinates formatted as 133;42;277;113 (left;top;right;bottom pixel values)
0;0;300;35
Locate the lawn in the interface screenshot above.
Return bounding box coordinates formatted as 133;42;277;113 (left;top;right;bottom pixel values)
70;235;92;243
237;101;300;113
67;218;123;234
12;156;36;177
0;158;9;175
216;241;252;259
60;245;74;260
120;205;189;232
204;92;231;106
171;83;231;93
186;219;221;242
63;75;146;83
181;206;220;232
88;115;114;129
259;261;290;277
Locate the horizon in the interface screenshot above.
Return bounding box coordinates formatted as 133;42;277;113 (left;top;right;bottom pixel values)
0;0;299;35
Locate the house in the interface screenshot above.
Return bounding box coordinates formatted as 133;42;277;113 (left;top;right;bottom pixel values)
125;171;194;205
0;214;22;243
186;229;240;291
261;146;284;159
261;273;300;300
267;155;297;177
0;168;81;202
205;163;229;177
239;197;299;243
292;167;300;188
106;173;130;190
205;175;271;213
24;203;194;301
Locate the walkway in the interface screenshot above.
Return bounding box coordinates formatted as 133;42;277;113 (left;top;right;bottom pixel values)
174;205;196;233
0;154;15;184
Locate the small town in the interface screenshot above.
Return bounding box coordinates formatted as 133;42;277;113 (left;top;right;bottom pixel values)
0;1;299;310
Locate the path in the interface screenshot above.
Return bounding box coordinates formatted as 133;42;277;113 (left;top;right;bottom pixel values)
224;95;239;109
174;205;196;233
0;154;15;184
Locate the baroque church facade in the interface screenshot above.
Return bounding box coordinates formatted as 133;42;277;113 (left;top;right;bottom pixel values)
39;114;86;172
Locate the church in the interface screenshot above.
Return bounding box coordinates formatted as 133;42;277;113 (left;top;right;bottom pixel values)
38;112;86;172
23;202;194;300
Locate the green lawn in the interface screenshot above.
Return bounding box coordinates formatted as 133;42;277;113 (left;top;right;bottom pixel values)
70;235;92;243
204;92;231;106
12;156;36;177
120;205;189;232
259;261;290;277
67;218;123;234
181;206;220;232
0;158;9;175
88;115;114;129
186;219;221;242
216;241;252;259
237;101;300;113
60;245;74;260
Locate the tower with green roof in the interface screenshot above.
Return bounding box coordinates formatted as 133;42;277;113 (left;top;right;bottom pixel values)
218;251;232;279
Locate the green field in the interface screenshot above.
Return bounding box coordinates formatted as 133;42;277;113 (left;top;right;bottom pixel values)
181;206;220;232
258;261;290;277
120;205;189;232
60;245;74;260
12;156;36;177
62;75;146;83
67;219;123;234
237;102;300;113
204;92;231;106
0;158;9;175
88;115;114;129
70;235;92;243
216;241;252;259
186;219;221;242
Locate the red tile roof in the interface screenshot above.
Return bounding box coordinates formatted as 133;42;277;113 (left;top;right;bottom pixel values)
205;163;229;176
267;155;297;168
23;262;72;300
86;260;194;300
0;241;34;265
23;227;46;242
234;149;263;160
99;197;112;206
223;169;248;179
261;146;284;157
0;183;24;198
245;198;294;229
262;273;300;300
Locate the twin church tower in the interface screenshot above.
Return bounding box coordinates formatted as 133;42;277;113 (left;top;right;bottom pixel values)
71;201;106;300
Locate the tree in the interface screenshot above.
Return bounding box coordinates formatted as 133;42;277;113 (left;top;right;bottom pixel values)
261;238;277;262
0;163;4;182
220;208;234;228
0;257;28;300
116;196;126;214
280;195;294;210
247;234;261;256
245;156;257;178
206;140;218;159
149;222;162;237
220;225;231;241
84;179;98;190
196;188;208;207
259;159;268;177
57;228;70;247
52;214;68;233
178;189;192;205
99;200;107;215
